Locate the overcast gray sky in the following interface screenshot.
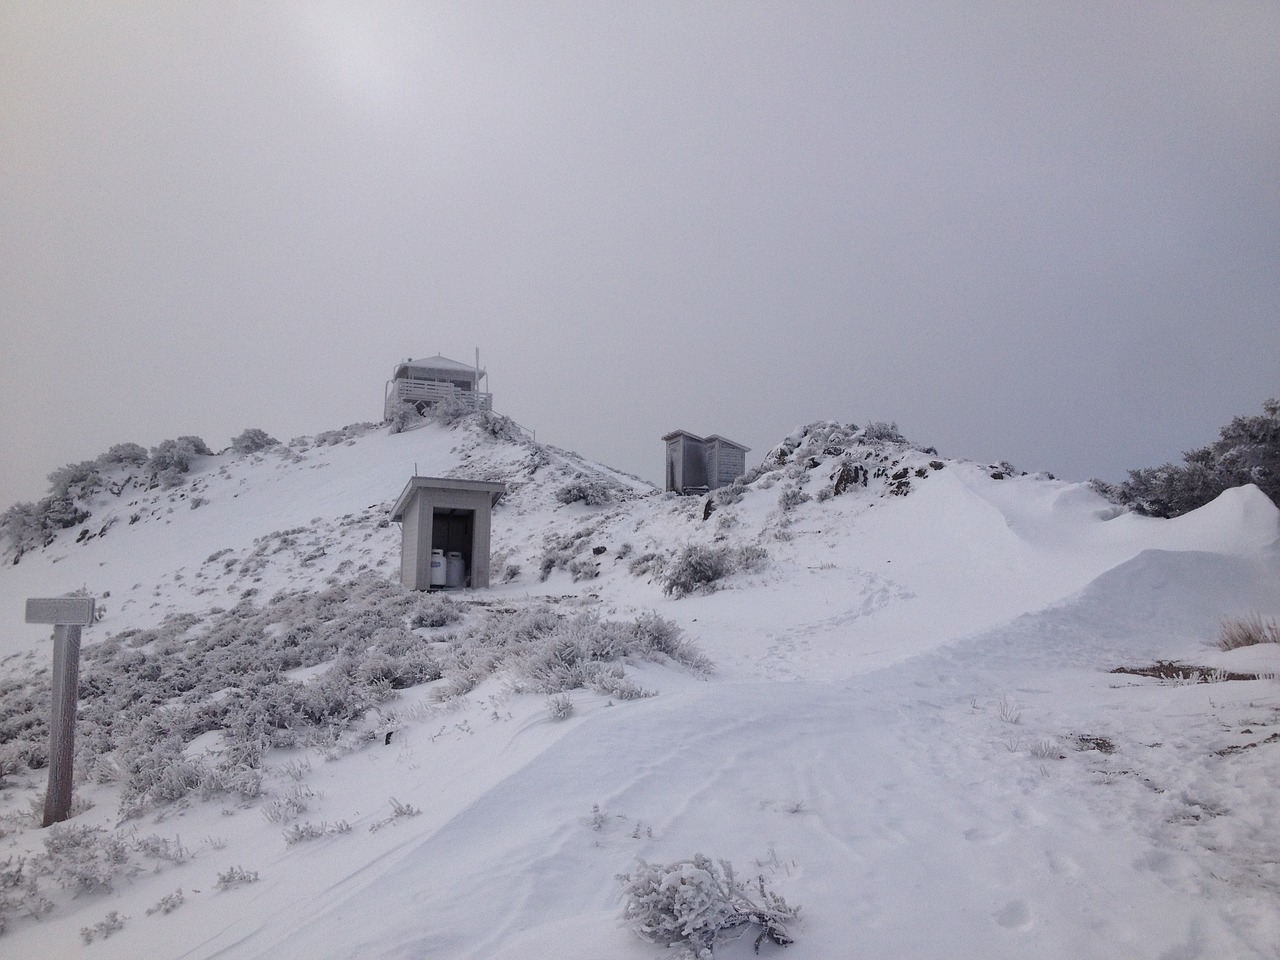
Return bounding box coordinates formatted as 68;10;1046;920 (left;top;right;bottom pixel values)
2;2;1277;508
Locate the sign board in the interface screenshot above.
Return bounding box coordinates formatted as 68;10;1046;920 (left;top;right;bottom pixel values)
25;597;96;626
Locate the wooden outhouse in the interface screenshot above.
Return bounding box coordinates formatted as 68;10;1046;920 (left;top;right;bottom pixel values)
662;430;750;494
391;477;507;590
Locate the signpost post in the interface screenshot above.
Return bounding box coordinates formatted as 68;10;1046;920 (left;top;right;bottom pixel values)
25;597;95;827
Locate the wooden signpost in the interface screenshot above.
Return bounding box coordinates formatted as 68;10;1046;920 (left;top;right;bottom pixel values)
25;596;95;827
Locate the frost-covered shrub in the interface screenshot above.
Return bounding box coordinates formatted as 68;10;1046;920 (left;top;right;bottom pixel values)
568;558;600;581
230;428;279;454
618;855;799;956
80;910;126;943
282;821;350;845
1217;613;1280;650
411;594;462;628
503;611;708;695
4;574;710;821
546;693;574;720
0;827;194;934
386;401;422;434
539;547;574;580
369;798;420;832
777;487;811;512
713;482;745;506
556;478;613;506
0;495;89;561
146;436;212;488
261;785;315;823
47;460;103;500
628;552;665;579
629;611;710;670
861;421;906;443
0;501;52;559
215;865;259;890
314;422;378;444
660;544;768;598
132;835;189;864
96;442;149;468
39;824;134;895
474;410;528;442
1096;399;1280;517
146;889;186;915
590;665;656;701
116;727;209;813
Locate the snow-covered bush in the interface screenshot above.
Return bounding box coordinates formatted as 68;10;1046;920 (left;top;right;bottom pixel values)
546;693;574;720
473;410;528;442
230;428;279;454
146;889;185;915
590;665;656;701
861;420;906;443
777;487;811;512
282;821;350;845
95;442;149;468
0;572;712;821
80;910;126;943
369;798;420;832
556;478;613;506
0;819;198;933
145;436;212;488
628;551;665;579
713;482;745;506
618;855;799;957
411;594;462;628
568;558;600;581
0;496;89;561
660;544;768;598
386;401;423;434
47;460;103;501
509;611;705;694
214;865;259;890
313;422;378;445
1096;398;1280;517
1217;613;1280;650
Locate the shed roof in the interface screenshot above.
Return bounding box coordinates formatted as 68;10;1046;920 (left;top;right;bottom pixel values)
390;476;507;521
662;429;704;443
705;434;750;452
662;430;749;452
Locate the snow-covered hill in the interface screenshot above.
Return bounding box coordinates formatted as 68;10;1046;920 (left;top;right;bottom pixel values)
2;413;1279;959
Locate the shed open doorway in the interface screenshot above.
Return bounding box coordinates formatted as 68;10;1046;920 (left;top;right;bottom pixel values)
390;477;507;590
431;507;475;587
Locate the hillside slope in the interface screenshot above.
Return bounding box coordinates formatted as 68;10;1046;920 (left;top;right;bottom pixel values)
1;415;1279;959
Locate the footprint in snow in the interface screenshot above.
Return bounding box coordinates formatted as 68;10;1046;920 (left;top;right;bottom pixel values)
993;900;1033;930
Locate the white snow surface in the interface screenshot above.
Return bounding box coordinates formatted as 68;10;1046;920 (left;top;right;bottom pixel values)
2;415;1280;959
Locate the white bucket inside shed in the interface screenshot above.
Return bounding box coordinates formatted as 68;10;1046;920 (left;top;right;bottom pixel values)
445;551;466;588
429;549;446;587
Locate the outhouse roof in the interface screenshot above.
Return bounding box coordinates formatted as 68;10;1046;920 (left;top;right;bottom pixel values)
662;429;704;443
390;476;507;521
705;434;750;452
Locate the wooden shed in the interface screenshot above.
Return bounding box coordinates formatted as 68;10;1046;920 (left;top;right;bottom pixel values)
663;430;750;494
391;477;507;590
